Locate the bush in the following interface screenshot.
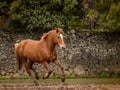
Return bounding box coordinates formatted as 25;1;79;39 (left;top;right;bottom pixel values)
0;0;84;32
99;2;120;31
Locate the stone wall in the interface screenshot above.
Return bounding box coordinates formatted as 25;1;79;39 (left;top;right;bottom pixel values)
0;30;120;78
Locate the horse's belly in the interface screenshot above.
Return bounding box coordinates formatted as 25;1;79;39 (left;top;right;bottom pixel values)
24;50;38;61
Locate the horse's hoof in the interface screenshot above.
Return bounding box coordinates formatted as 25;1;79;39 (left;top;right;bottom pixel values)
34;81;39;86
42;76;45;79
61;77;65;82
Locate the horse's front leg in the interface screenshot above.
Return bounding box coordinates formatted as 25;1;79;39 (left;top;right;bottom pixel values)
54;59;65;82
42;61;53;79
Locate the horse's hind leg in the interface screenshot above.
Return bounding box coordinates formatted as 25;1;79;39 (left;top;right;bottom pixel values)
29;62;39;79
22;59;39;86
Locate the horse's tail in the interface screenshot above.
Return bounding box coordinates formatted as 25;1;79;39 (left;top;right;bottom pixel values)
15;43;22;70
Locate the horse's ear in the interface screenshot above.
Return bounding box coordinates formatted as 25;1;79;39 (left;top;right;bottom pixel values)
56;28;59;33
56;28;64;34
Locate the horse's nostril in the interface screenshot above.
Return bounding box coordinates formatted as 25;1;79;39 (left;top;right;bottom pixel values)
62;47;65;50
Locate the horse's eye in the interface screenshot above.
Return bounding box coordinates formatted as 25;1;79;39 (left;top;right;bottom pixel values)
58;36;60;38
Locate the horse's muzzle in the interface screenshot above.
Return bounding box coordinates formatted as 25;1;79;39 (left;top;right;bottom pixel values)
62;47;66;51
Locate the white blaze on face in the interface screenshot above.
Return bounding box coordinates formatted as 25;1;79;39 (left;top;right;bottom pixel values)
58;33;66;48
60;34;63;38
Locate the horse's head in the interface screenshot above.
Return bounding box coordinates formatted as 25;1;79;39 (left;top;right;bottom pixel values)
41;28;66;50
54;28;66;50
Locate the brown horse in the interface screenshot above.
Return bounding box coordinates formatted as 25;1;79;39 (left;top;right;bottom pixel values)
15;28;66;85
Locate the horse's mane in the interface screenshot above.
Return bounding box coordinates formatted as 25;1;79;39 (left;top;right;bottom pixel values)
41;32;50;39
41;28;64;40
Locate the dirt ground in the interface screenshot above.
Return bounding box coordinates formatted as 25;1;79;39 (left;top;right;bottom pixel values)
0;79;120;90
0;83;120;90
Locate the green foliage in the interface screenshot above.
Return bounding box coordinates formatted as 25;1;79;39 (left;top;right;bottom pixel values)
0;76;10;80
86;9;98;29
64;0;78;13
0;0;120;32
17;74;30;79
99;70;110;78
94;0;119;13
77;74;91;78
0;0;84;32
100;2;120;31
0;1;10;16
92;0;120;31
66;74;76;78
51;74;91;79
66;16;86;29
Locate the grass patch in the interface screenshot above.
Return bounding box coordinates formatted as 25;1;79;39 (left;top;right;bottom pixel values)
0;74;30;80
98;70;110;78
76;74;92;78
16;74;30;79
0;76;10;80
50;74;92;79
0;72;119;80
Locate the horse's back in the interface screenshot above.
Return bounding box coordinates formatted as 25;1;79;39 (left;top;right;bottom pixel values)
17;39;38;47
15;39;39;58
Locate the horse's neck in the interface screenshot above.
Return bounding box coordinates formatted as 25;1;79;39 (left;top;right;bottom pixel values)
44;38;56;52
